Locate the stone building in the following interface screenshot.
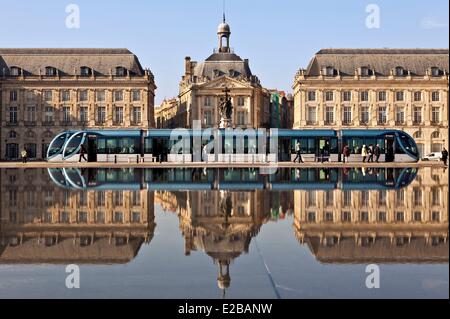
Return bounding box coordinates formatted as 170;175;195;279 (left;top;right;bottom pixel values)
159;17;271;129
0;48;156;160
293;49;449;156
155;98;180;128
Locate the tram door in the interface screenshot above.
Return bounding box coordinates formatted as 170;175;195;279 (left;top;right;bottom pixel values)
318;138;330;162
385;135;395;162
87;135;98;162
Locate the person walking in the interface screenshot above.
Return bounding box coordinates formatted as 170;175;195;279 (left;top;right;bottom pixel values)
79;144;88;162
374;144;381;163
293;141;304;163
321;141;330;163
342;145;350;163
21;148;28;163
442;147;448;166
361;145;368;163
367;145;374;163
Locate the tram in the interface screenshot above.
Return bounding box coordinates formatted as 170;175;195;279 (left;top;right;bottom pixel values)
46;129;420;163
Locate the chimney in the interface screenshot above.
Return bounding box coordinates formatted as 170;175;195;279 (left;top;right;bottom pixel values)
185;57;192;76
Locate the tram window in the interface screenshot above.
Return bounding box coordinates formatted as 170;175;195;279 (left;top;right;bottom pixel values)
307;138;315;154
330;138;338;153
376;139;385;153
48;134;67;157
298;139;308;153
346;138;363;154
144;138;153;154
395;141;405;154
106;139;118;154
64;134;84;156
365;138;376;149
97;138;106;154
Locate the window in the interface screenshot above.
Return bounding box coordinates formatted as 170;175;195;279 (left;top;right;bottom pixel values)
79;107;88;123
113;191;124;206
325;66;335;76
431;91;440;102
9;131;17;138
97;107;106;124
44;106;54;123
78;212;88;223
62;107;71;123
414;91;422;102
342;91;351;102
61;90;70;102
361;191;369;206
360;91;369;102
431;67;440;77
116;67;126;77
43;90;52;102
132;191;141;206
413;188;422;206
79;90;88;102
325;107;334;124
114;212;124;223
395;66;405;76
378;212;387;222
132;107;142;124
343;190;352;207
376;91;386;102
96;90;105;102
60;212;70;223
396;107;405;124
325;191;334;206
132;212;141;223
414;212;422;222
26;106;36;122
9;106;18;124
325;212;333;222
10;90;18;102
80;66;91;77
432;211;440;222
325;91;334;101
307;107;316;123
204;110;213;126
395;212;405;222
431;188;440;206
395;91;404;102
132;90;141;101
114;107;124;124
307;212;316;222
204;96;212;107
45;67;56;76
378;106;387;124
413;107;422;124
431;131;441;139
413;131;423;139
431;108;440;124
26;91;34;101
237;111;246;125
114;90;123;102
360;107;369;124
237;96;245;107
432;143;442;152
307;91;316;101
10;66;20;76
343;106;352;124
360;212;369;222
360;67;371;77
6;144;19;159
342;211;352;222
95;211;105;223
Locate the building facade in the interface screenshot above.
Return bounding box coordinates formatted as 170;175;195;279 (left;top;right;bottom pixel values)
155;98;180;128
293;49;449;156
0;48;156;160
159;17;271;129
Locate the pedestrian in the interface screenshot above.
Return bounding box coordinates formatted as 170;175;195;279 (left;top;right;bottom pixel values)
343;145;350;163
293;141;304;163
361;144;368;163
442;147;448;166
79;144;88;162
367;145;374;163
321;141;330;163
374;144;381;163
21;148;28;163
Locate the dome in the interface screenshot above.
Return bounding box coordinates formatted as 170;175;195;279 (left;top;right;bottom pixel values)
218;22;231;34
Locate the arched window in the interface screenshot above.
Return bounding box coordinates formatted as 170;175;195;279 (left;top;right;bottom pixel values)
413;131;423;139
80;66;91;77
431;131;441;139
360;67;371;77
9;131;17;138
325;66;335;76
430;67;441;77
42;131;53;139
116;66;127;77
10;66;21;76
395;66;405;76
45;66;57;76
25;130;36;139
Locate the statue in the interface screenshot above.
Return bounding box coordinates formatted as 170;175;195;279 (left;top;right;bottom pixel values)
219;86;233;128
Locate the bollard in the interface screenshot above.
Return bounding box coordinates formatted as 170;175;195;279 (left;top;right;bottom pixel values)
114;155;117;164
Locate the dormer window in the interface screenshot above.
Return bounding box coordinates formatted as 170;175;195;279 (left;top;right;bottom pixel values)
45;66;57;76
116;66;126;77
80;66;91;77
430;67;441;77
395;66;405;77
360;67;372;77
10;66;20;76
325;66;335;76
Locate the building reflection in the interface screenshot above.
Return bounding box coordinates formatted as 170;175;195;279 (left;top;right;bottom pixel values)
0;168;155;264
294;167;448;264
155;188;292;296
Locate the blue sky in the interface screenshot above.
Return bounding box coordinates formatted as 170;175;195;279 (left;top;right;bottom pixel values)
0;0;448;104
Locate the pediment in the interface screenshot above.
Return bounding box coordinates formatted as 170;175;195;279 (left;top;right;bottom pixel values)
197;76;253;90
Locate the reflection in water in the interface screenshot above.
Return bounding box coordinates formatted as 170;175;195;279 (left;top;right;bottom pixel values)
0;167;448;297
